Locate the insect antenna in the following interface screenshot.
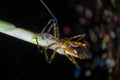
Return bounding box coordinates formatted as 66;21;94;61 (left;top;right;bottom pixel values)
40;0;58;22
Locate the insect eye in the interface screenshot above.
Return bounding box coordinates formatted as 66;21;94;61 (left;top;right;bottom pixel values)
73;46;92;59
78;54;85;60
73;47;85;54
83;40;90;49
75;47;86;59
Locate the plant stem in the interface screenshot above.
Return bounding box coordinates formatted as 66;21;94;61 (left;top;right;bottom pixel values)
0;20;62;54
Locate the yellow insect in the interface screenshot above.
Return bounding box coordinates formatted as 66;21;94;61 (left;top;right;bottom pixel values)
36;0;91;68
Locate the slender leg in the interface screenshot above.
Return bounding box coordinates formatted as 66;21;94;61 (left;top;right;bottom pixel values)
53;23;60;39
35;36;49;60
65;54;80;68
69;34;86;40
36;36;56;63
44;42;56;63
68;34;88;48
36;36;59;63
35;36;43;52
77;34;87;41
47;23;54;33
35;36;40;49
45;22;60;40
47;47;58;63
83;40;90;48
47;20;58;33
41;19;60;40
44;42;56;51
41;19;53;33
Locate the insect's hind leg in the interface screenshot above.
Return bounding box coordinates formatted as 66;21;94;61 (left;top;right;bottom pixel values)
41;19;53;33
53;23;60;40
46;21;60;40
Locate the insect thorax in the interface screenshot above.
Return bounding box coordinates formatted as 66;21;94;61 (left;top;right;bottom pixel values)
38;33;54;39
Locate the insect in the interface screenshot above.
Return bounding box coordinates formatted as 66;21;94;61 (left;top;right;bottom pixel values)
35;0;91;68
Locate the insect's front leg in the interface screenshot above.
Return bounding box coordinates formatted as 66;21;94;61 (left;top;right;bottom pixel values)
68;34;89;48
69;34;86;40
65;53;80;68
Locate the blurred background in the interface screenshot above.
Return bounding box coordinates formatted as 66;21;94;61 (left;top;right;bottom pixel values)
0;0;120;80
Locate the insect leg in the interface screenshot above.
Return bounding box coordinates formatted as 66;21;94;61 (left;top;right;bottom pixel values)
53;23;60;40
47;47;58;63
35;36;45;54
44;42;56;63
68;34;89;48
47;20;55;33
41;19;53;33
35;36;40;48
35;35;56;62
69;34;86;40
65;54;80;68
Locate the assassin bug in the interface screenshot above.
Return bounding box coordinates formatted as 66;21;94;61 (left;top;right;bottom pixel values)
35;0;91;68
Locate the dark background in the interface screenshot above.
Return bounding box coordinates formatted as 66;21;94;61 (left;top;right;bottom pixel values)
0;0;84;80
0;0;120;80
